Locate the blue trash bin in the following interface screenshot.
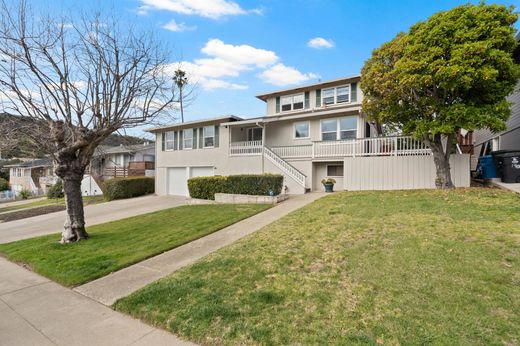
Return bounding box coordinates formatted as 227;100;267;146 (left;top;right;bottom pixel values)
477;155;498;179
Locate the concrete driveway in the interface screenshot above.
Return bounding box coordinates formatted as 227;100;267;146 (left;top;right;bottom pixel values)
0;195;186;244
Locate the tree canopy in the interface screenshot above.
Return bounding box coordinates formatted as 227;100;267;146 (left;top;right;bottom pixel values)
361;3;520;188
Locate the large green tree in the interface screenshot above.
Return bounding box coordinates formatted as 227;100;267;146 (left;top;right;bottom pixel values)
361;3;520;188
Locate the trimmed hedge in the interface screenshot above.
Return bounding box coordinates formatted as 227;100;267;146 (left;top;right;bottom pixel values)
188;174;283;200
103;177;155;201
0;177;8;191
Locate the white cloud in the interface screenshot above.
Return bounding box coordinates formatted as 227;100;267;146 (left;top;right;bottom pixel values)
307;37;334;49
140;0;260;19
162;19;196;32
202;79;248;90
201;39;278;68
259;63;319;86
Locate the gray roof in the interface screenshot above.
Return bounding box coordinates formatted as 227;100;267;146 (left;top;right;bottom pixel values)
255;74;361;101
147;115;243;133
4;157;53;168
95;143;155;155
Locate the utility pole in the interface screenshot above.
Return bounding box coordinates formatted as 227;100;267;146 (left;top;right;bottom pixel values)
173;69;188;123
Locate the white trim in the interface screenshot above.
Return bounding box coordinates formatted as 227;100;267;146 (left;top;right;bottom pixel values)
165;131;175;151
182;128;193;150
293;121;311;140
322;84;351;106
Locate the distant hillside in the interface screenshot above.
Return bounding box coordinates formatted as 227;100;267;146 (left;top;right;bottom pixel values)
0;113;152;159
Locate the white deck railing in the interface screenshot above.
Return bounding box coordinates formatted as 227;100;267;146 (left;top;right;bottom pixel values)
229;140;263;156
230;136;430;159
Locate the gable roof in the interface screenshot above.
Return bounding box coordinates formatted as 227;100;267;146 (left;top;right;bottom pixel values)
147;115;243;133
95;143;155;155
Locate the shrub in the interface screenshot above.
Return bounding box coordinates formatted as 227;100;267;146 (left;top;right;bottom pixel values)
0;177;8;191
103;177;154;201
19;188;31;200
47;180;64;199
188;174;283;200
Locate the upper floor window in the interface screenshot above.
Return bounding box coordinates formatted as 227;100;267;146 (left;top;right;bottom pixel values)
165;131;175;151
281;93;304;112
203;126;215;148
321;116;357;141
294;122;310;139
183;129;193;149
322;85;350;105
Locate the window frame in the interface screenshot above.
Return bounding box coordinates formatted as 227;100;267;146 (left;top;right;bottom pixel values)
182;128;193;150
203;126;215;148
326;164;344;177
247;127;263;142
280;93;305;113
293;121;311;140
320;117;357;141
321;84;351;106
165;131;175;151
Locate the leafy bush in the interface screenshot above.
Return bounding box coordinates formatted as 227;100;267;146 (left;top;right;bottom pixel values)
47;180;64;199
188;174;284;200
19;188;31;200
103;177;154;201
321;178;336;185
0;177;8;191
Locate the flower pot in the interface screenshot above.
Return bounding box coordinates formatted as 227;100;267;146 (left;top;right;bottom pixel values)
323;183;334;192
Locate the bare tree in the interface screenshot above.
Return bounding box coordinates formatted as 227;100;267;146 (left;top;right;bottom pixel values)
0;1;176;243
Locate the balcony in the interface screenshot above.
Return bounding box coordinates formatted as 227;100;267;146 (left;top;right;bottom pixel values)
230;136;431;159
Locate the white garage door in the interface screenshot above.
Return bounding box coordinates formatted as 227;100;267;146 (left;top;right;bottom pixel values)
167;166;214;196
167;167;188;196
190;166;214;178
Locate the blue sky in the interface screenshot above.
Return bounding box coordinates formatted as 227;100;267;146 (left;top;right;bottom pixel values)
32;0;520;137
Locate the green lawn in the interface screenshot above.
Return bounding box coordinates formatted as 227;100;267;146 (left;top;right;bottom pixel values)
115;188;520;345
0;204;270;286
0;195;104;213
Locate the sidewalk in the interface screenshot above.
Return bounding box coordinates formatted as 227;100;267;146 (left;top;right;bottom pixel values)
492;181;520;194
0;197;46;209
0;257;194;346
75;192;325;306
0;195;187;244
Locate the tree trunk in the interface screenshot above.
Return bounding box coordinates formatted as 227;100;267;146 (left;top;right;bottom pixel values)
425;133;455;189
60;175;89;243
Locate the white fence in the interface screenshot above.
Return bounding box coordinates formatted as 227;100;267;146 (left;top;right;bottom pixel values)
229;140;263;156
344;154;470;191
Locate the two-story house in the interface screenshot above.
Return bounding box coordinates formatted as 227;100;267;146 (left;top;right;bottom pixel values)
150;75;470;196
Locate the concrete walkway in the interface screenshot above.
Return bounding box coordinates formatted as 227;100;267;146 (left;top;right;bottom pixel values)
75;193;325;306
0;195;186;244
492;181;520;194
0;197;46;209
0;257;194;346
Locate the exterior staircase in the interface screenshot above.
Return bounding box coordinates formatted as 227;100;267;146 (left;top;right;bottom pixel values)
263;147;307;192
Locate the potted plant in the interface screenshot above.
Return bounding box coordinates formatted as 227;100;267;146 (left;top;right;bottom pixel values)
321;178;336;192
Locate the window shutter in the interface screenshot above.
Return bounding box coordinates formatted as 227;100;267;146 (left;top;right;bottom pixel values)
316;89;321;107
173;131;178;150
351;83;357;102
304;91;310;109
193;128;198;149
161;133;165;151
199;128;203;148
275;96;280;113
179;130;183;150
214;125;220;147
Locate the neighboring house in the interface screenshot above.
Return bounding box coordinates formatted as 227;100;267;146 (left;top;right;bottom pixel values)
90;143;155;179
471;80;520;168
4;158;56;195
150;75;470;196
